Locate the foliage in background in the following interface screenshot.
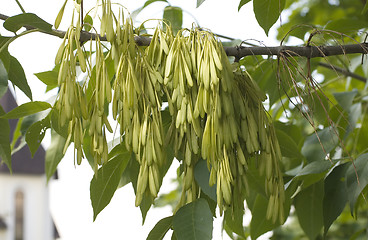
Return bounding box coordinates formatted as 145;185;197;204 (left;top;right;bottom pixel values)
1;0;368;239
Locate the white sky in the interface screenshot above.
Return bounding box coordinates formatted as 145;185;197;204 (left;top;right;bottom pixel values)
2;0;282;239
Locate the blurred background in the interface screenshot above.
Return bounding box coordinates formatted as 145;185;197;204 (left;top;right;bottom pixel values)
0;1;281;239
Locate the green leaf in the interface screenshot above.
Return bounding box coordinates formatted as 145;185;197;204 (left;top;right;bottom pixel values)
34;68;58;91
0;36;12;53
163;6;183;34
327;104;350;138
289;160;332;189
253;0;285;35
251;59;281;107
238;0;251;11
50;109;68;138
147;216;173;240
224;208;245;238
144;0;168;8
45;130;66;182
350;228;367;240
3;13;52;33
245;159;268;197
172;198;213;240
1;101;51;119
25;116;50;157
200;192;217;217
82;132;96;169
301;127;338;162
274;121;304;148
90;155;130;220
348;103;361;134
295;181;324;240
107;141;127;159
8;56;32;100
325;19;368;34
118;157;133;188
250;194;281;239
275;128;303;159
20;111;46;135
194;159;217;201
311;92;330;125
83;14;93;32
196;0;206;8
323;163;349;236
333;90;358;112
0;106;11;172
345;153;368;215
363;1;368;14
0;59;8;99
105;140;133;186
295;160;332;177
10;118;23;150
131;0;168;18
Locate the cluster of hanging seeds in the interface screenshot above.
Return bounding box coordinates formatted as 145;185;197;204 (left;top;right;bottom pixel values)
148;27;285;222
53;0;285;223
54;18;90;165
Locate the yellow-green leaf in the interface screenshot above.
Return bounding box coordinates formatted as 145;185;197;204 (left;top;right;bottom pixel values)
1;101;51;119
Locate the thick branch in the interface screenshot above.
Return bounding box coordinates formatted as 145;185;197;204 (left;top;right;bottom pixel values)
1;13;368;58
0;13;151;45
223;44;368;59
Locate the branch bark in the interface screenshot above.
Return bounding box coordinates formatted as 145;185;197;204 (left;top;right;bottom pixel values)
0;13;151;45
1;13;368;58
223;44;368;59
2;11;368;83
318;62;367;82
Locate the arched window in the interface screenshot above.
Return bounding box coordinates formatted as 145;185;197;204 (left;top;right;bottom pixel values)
14;190;24;240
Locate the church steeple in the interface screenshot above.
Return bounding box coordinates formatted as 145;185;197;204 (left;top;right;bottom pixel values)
0;89;59;240
0;89;46;175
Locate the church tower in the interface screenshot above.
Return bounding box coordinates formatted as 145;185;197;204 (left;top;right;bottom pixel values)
0;90;59;240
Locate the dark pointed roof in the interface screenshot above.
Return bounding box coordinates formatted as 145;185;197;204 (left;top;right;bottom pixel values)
0;90;46;175
0;216;6;230
0;90;60;238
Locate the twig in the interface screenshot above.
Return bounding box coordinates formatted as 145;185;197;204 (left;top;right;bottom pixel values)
14;0;26;14
318;62;367;83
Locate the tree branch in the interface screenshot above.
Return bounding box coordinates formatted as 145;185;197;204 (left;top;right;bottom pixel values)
14;0;26;14
318;62;367;83
0;13;152;45
223;44;368;59
1;13;368;60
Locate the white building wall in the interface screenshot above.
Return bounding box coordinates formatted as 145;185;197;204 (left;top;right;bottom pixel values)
0;174;15;240
0;174;53;240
